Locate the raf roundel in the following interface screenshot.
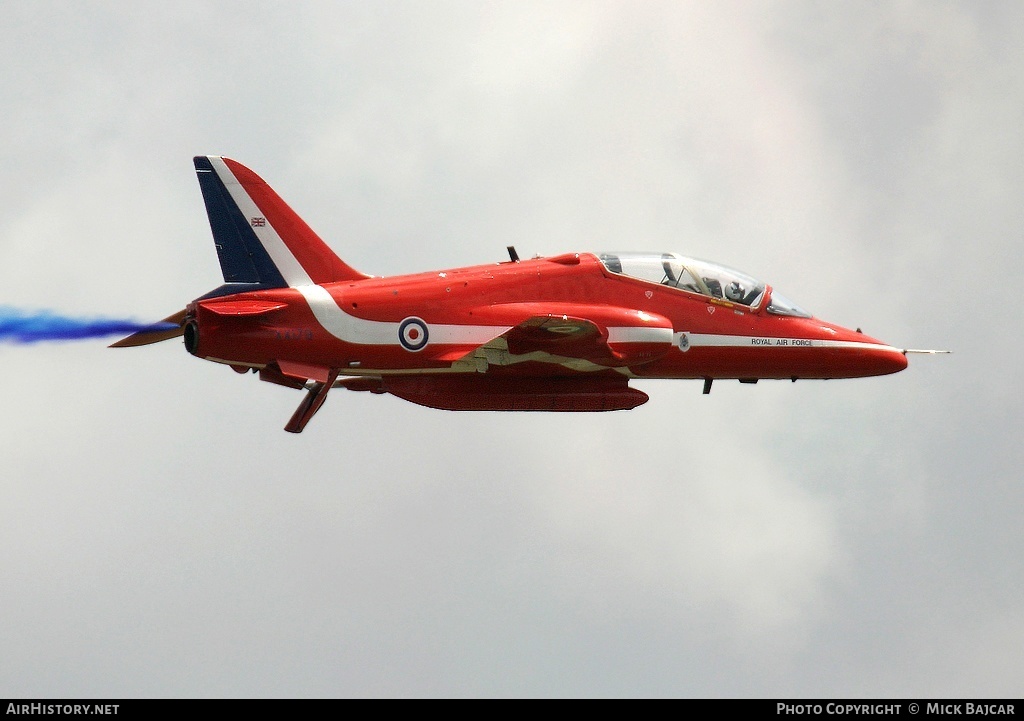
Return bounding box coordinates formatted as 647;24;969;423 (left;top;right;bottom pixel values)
398;317;429;352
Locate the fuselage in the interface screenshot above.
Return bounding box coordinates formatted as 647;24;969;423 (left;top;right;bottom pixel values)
184;251;908;382
115;155;922;429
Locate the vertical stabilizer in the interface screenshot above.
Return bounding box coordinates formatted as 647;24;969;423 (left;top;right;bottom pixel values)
193;156;368;289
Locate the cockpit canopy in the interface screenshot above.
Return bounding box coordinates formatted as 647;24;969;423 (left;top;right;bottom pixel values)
599;252;766;306
598;251;811;317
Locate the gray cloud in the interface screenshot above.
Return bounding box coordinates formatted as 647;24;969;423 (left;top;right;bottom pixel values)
1;0;1020;697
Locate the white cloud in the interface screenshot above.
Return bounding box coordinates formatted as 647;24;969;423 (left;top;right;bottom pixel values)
1;0;1021;697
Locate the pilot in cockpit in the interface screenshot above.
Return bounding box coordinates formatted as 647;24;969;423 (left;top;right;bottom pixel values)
725;281;745;302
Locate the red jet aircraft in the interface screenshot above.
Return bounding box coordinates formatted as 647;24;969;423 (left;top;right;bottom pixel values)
114;156;940;432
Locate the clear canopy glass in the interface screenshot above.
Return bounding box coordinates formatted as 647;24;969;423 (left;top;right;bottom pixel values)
598;251;812;317
765;290;811;318
598;252;767;307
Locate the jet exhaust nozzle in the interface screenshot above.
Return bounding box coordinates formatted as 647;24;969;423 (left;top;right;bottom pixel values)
183;320;200;355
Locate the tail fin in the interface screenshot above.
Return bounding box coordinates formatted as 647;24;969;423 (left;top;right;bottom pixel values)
193;156;368;292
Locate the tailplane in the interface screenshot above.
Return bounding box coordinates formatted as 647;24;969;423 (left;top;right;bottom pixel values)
193;156;368;293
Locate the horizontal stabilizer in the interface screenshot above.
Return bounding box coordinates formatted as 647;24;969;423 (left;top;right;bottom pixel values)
202;300;287;317
109;310;187;348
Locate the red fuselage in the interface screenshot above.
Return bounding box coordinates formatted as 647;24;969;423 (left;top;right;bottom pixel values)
115;156;920;429
185;252;907;384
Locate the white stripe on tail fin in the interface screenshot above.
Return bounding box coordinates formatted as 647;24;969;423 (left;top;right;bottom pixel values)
194;155;368;289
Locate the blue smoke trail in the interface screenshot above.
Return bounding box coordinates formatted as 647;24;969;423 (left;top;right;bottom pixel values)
0;306;178;344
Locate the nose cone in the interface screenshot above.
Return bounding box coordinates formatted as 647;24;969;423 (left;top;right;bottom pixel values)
861;343;908;376
815;321;908;377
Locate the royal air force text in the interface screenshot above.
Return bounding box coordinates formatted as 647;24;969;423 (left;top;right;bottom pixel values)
752;338;812;346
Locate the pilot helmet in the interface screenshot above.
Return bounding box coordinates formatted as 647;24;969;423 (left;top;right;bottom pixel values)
725;281;744;301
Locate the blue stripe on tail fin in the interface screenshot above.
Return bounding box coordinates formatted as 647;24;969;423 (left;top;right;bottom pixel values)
193;156;287;290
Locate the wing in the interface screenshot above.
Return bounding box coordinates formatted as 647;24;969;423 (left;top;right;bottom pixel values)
377;306;674;411
447;305;675;371
108;310;187;348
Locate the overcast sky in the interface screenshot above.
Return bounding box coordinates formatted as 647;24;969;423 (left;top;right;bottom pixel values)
1;0;1021;698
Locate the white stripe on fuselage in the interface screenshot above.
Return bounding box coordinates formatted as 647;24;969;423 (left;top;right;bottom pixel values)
297;285;512;346
678;332;902;353
298;286;680;351
608;326;674;344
